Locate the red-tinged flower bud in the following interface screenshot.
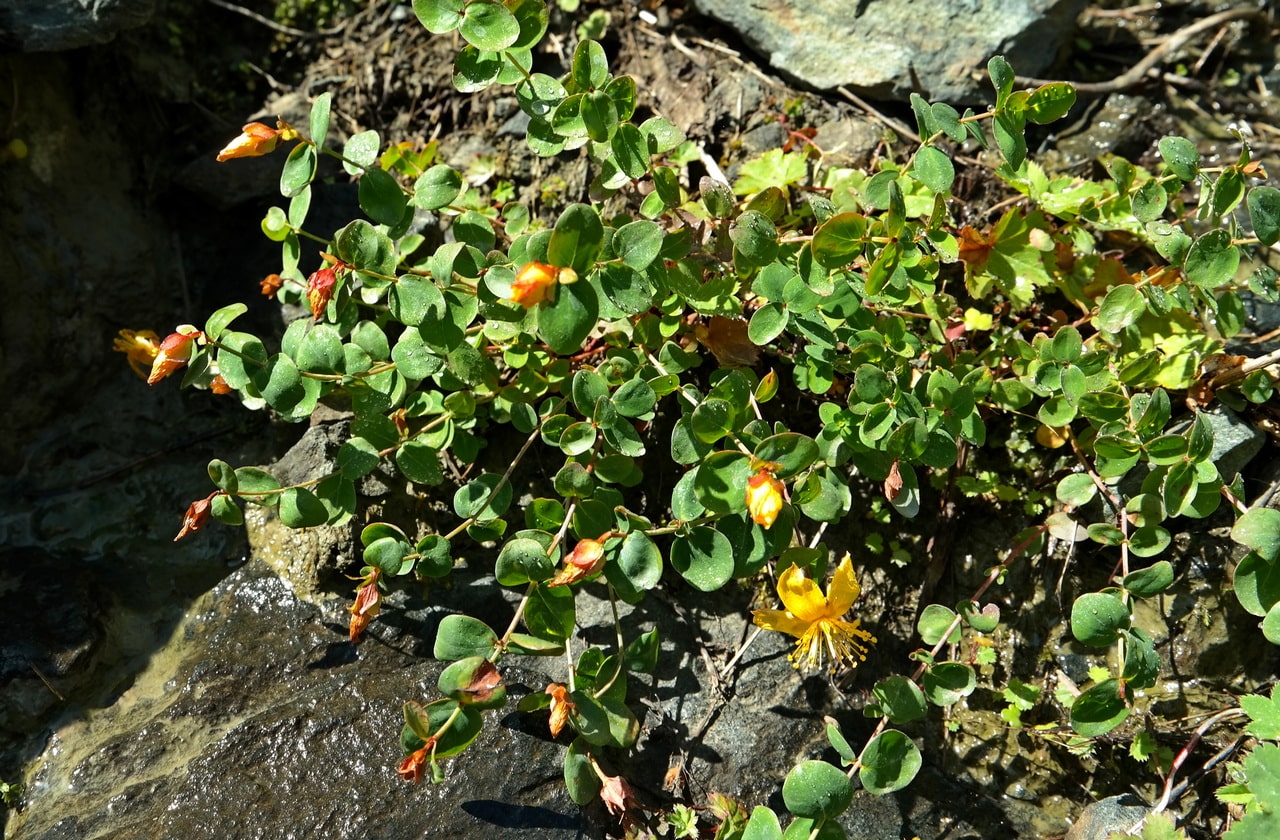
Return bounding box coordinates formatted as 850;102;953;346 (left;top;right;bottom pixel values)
306;266;339;320
209;374;232;395
390;408;409;438
216;122;283;162
510;262;561;308
548;537;607;587
174;491;223;541
396;738;436;784
745;470;785;529
259;273;284;298
348;568;383;642
147;325;203;385
545;682;573;737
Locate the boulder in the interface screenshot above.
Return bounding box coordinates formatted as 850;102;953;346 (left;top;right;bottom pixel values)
692;0;1087;103
0;0;154;52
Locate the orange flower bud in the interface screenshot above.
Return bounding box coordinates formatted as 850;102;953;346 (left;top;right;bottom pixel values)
548;537;607;587
510;262;560;307
112;328;162;380
348;568;383;642
396;738;436;784
545;682;573;737
306;265;340;320
209;374;232;395
216;122;283;162
259;273;284;298
174;491;223;541
745;470;785;529
147;325;203;385
599;773;639;820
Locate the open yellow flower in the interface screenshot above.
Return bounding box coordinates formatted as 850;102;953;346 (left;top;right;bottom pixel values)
752;553;876;672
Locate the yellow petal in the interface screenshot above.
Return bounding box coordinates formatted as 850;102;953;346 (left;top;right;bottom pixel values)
751;608;810;640
775;563;827;623
825;554;861;616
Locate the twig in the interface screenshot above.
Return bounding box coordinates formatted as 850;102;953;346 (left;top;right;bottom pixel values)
1015;8;1271;95
1152;707;1247;815
835;86;921;145
205;0;347;38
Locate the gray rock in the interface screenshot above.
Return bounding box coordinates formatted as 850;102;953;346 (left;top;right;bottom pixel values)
0;0;154;52
692;0;1086;103
1065;794;1150;840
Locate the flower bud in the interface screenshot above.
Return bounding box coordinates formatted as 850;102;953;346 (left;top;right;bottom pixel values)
259;273;284;298
510;262;560;307
545;682;574;737
306;266;339;320
174;491;222;541
745;470;785;529
348;568;383;642
215;122;284;162
548;537;606;586
147;325;203;385
396;738;436;784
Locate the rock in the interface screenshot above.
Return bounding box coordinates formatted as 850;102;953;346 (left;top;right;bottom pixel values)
0;0;153;51
1065;794;1151;840
691;0;1086;103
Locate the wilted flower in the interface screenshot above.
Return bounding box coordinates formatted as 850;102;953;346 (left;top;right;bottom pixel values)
510;262;565;307
215;120;298;162
599;772;639;821
752;554;876;672
147;325;203;385
548;537;606;587
397;737;437;784
306;264;341;320
112;328;162;380
745;469;785;529
174;491;223;541
348;567;383;642
545;682;574;737
259;273;284;298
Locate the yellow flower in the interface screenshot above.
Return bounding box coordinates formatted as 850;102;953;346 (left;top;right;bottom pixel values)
112;329;162;380
745;470;785;529
752;554;876;672
510;262;574;307
215;120;298;162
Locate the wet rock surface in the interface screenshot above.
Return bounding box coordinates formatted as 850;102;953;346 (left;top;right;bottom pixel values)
0;0;154;52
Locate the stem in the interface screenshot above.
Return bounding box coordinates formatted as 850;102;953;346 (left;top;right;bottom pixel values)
442;419;545;541
592;586;627;699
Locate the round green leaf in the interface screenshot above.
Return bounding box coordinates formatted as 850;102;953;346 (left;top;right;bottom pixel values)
922;662;976;706
496;537;554;586
1070;679;1130;737
730;210;779;268
670;525;734;591
1130;179;1167;223
611;123;649;180
1055;473;1097;506
358;167;407;226
1127;525;1171;558
858;730;922;795
1097;284;1146;333
754;432;819;479
957;600;1000;633
433;614;498;660
782;760;852;820
748;302;788;345
539;280;599;356
396;440;443;486
612;530;663;591
526;582;576;639
208;458;238;493
1184;229;1240;289
392;327;445;379
1025;82;1076;124
1070;592;1130;647
279;486;329;528
437;656;507;710
453;472;512;521
453;45;503;93
917;603;960;646
911;145;955;194
412;164;463;210
1233;508;1280;561
279;142;317;198
811;212;867;270
691;398;735;444
872;676;927;724
691;450;752;515
412;0;464;33
234;466;280;506
1247;185;1280;246
1263;602;1280;646
459;0;519;51
365;535;410;575
1235;552;1280;617
564;737;601;804
416;534;453;578
1158;135;1199;181
210;492;242;526
612;377;656;418
548;203;604;276
614;220;663;270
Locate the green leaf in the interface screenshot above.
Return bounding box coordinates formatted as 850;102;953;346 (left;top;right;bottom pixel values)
1236;552;1280;617
782;760;853;820
453;472;512;521
539;280;598;356
413;0;464;33
923;662;977;706
1071;592;1130;647
1123;561;1175;597
730;210;779;269
1024;82;1076;124
359;167;407;226
872;676;927;724
564;737;601;804
416;534;453;578
495;537;555;585
548;203;604;276
753;433;818;478
338;437;381;479
858;730;922;795
917;603;960;645
525;583;575;639
749;302;788;345
609;531;663;592
234;466;280;506
295;323;343;373
412;164;464;210
396;440;443;486
204;303;247;341
743;807;783;840
1070;679;1130;737
208;459;238;493
1056;473;1097;506
1097;284;1146;333
1158;135;1199;181
1145;221;1192;264
691;398;735;444
459;0;519;50
611;123;648;180
1241;686;1280;740
958;600;1000;633
342;130;380;176
453;46;503;93
210;493;242;526
670;525;734;591
581;89;618;143
1184;229;1240;288
279;487;329;528
987;55;1015;105
365;535;410;575
612;376;656;417
433;614;498;660
1233;508;1280;561
437;656;507;709
613;220;663;270
280;143;317;197
811;212;867;269
911;145;955;194
1130;179;1167;223
1248;185;1280;246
